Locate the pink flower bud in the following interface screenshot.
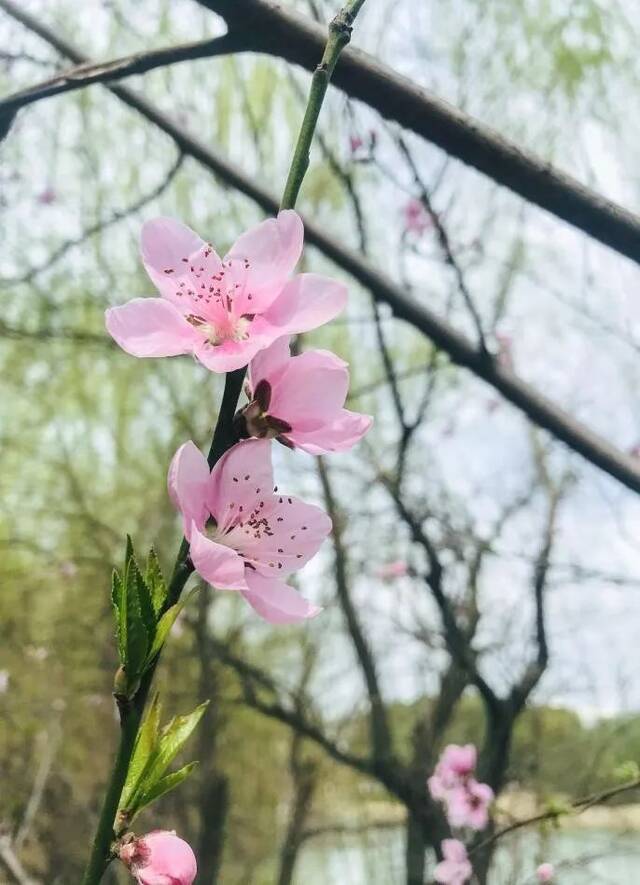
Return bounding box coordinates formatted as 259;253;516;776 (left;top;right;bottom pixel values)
536;863;554;882
349;134;364;153
119;831;197;885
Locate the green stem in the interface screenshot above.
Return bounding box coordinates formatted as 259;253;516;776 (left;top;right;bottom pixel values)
281;0;366;210
81;2;366;881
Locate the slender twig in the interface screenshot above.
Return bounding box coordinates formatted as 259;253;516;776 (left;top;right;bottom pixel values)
78;3;366;882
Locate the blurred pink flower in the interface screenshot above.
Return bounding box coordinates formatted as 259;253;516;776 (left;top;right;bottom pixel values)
446;780;494;830
349;134;364;153
375;560;408;580
433;839;472;885
242;336;372;454
428;744;493;831
168;439;331;623
403;198;431;236
119;830;196;885
495;332;514;371
536;863;555;882
106;211;346;373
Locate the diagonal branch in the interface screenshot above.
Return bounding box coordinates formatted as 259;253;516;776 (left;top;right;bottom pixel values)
4;3;640;497
196;0;640;267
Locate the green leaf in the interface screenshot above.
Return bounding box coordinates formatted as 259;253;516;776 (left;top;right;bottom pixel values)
145;602;184;666
127;552;155;640
145;547;167;616
143;701;209;789
121;554;149;682
112;569;124;657
133;762;199;815
120;694;161;811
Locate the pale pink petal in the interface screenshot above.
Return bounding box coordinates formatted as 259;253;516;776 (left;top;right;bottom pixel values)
247;335;292;394
536;863;555;882
105;298;201;357
195;333;267;374
167;442;210;539
442;744;477;776
190;526;247;590
242;572;321;624
262;273;347;335
289;410;372;454
141;217;216;298
230;496;331;577
207;439;274;532
269;349;350;429
225;210;303;310
442;840;468;864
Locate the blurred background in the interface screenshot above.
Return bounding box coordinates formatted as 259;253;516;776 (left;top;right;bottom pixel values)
2;0;640;882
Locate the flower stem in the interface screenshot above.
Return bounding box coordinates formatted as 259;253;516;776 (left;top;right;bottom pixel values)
81;3;366;881
280;0;367;210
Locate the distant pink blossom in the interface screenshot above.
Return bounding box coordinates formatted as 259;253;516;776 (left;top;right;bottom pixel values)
241;336;372;454
106;211;346;373
536;863;554;882
403;198;431;236
495;332;514;371
428;744;493;831
119;830;196;885
168;439;331;623
349;135;364;153
447;780;494;830
433;839;472;885
376;560;408;580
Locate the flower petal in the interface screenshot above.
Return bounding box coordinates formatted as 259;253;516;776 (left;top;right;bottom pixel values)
167;442;210;540
141;216;221;301
247;335;292;394
190;526;247;590
262;273;347;335
234;495;331;577
242;572;321;624
290;410;373;454
105;298;200;357
269;349;350;429
225;210;303;310
195;333;267;374
207;439;274;532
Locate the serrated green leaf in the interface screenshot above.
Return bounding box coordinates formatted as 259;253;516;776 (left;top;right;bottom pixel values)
144;602;184;667
143;702;209;789
125;534;135;575
127;553;155;640
112;569;124;657
121;555;149;681
145;548;167;616
120;694;162;811
133;762;199;816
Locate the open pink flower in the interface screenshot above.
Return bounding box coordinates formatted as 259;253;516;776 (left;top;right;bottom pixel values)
536;863;554;883
106;211;347;373
240;336;372;454
446;780;494;831
119;830;196;885
168;439;331;623
433;839;472;885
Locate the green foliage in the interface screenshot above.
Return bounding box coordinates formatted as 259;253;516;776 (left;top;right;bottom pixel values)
119;695;207;824
112;537;182;698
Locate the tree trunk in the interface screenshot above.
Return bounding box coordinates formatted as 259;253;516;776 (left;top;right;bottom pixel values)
195;772;229;885
405;812;426;885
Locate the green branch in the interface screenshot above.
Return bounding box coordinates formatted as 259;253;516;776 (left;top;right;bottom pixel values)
80;1;366;881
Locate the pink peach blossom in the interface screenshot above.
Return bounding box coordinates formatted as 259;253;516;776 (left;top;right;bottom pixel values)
446;780;494;831
349;135;364;153
428;744;476;799
433;839;472;885
536;863;554;882
403;198;431;236
168;439;330;623
119;830;196;885
242;336;372;454
106;211;346;373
